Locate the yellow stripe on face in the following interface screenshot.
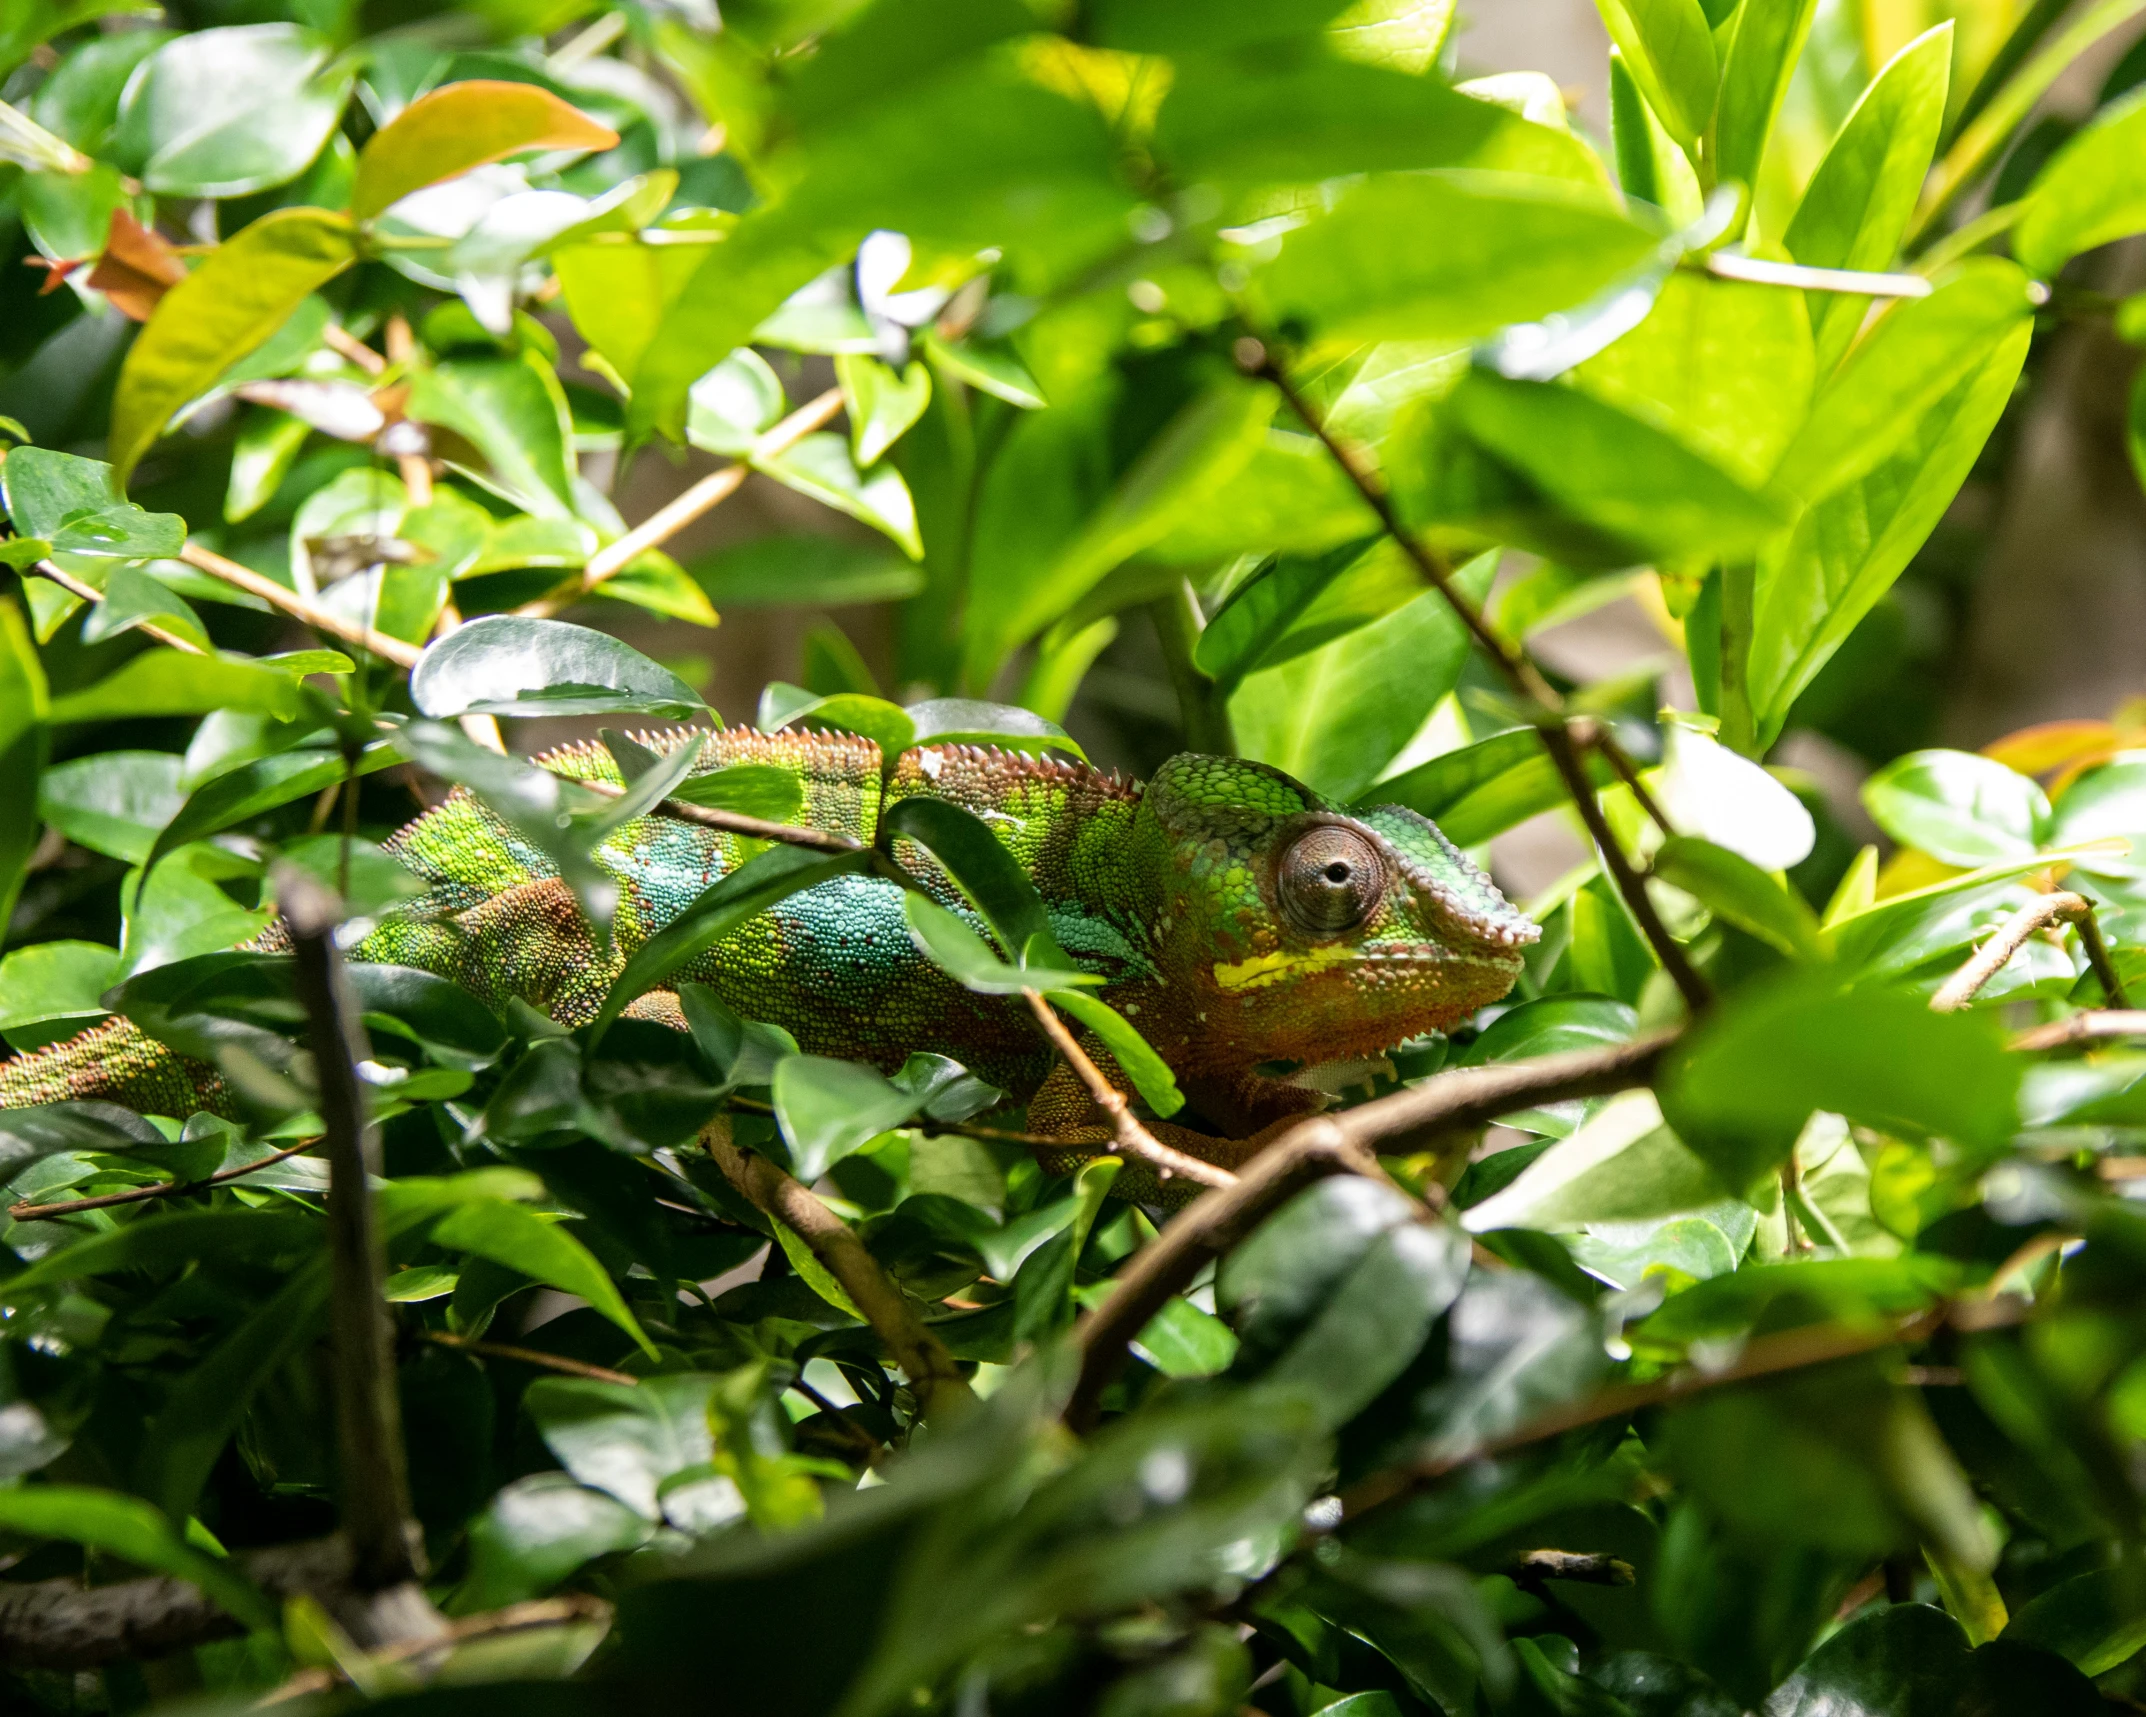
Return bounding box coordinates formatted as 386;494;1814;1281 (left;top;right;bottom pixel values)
1211;943;1356;992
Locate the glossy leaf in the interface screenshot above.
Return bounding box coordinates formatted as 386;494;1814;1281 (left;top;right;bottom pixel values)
773;1055;932;1182
432;1197;656;1357
1592;0;1717;146
46;652;307;723
1462;1088;1728;1231
2016;86;2146;278
1651;836;1825;960
411;616;707;721
1861;749;2051;866
37;749;184;864
0;1486;271;1628
352;79;619;223
113;24;351;198
1711;0;1818;202
1044;988;1185;1119
1;447;186;558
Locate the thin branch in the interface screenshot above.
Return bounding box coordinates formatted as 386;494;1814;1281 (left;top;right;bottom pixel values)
2074;905;2133;1009
322;324;387;376
1540;723;1712;1013
421;1331;637;1387
518;386;844;618
1236;337;1560;709
1064;1034;1674;1432
570;771;866;853
2011;1009;2146;1051
1568;715;1674;839
1699;253;1933;298
1239;335;1708;1013
1510;1550;1635;1587
281;868;435;1642
32;560;205;656
9;1138;315;1221
1336;1298;2029;1523
259;1595;610;1704
700;1117;974;1420
177;542;424;669
1022;988;1236;1191
1932;890;2106;1012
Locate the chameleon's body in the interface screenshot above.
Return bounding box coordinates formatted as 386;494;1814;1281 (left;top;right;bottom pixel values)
0;730;1537;1170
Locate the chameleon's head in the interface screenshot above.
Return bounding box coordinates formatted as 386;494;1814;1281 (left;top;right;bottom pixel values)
1134;755;1537;1074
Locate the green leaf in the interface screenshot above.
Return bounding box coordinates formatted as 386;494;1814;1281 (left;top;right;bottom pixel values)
37;749;184;863
755;434;921;558
1462;1088;1728;1231
883;795;1069;966
1769;261;2038;508
1861;749;2051;866
411;616;707;722
1370;727;1612;850
685;348;786;457
1156;56;1609;187
2016;86;2146;278
1195;538;1419;688
836;354;932;468
772;1055;932;1183
0;599;47;938
1826;847;2111;980
1651;835;1826;960
921;331;1046;409
1711;0;1819;203
0;941;120;1031
80;564;209;651
108;207;356;483
112;23;351;199
457;1472;651;1613
1783;24;1953;373
1219;1177;1418;1367
591;845;871;1039
1571;271;1815;484
1393;371;1787;569
1661;969;2020;1193
407;354;579;521
46;652;307;723
139;739;402;883
351;77;620;223
1044;988;1185;1119
1232;556;1497;803
901;892;1098;996
432;1197;656;1358
1128;1296;1240;1379
1747;317;2029;744
1592;0;1718;146
523;1373;718;1521
1;447;186;558
664;762;807;825
2004;1568;2146;1676
689;534;924;609
0;1487;271;1629
1087;0;1359;51
1250;174;1661;345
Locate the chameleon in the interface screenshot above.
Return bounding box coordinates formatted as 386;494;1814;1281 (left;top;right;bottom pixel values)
0;728;1538;1180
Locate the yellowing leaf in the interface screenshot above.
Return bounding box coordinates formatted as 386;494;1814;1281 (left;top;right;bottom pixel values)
351;80;619;223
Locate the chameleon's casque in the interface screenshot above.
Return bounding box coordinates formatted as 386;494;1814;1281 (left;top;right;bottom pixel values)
0;729;1536;1174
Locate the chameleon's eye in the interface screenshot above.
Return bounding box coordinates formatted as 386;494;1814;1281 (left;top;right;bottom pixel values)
1278;826;1387;936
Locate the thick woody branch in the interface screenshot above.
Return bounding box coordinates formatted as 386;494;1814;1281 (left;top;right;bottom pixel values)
177;542;423;669
701;1117;974;1420
1064;1034;1675;1432
1932;891;2122;1013
1022;989;1235;1191
518;387;845;618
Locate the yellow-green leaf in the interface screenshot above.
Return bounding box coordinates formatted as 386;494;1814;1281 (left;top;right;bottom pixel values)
109;208;356;484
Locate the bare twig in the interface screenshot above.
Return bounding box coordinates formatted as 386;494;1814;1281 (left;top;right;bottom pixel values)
1699;253;1933;298
570;771;867;854
1338;1299;2034;1523
518;386;845;618
323;324;387;376
259;1595;611;1704
1569;715;1673;839
700;1117;974;1420
2012;1010;2146;1051
1932;891;2113;1012
1022;988;1236;1191
177;542;424;669
1237;335;1709;1014
9;1138;316;1222
382;315;433;505
281;869;440;1647
32;560;206;656
422;1331;637;1387
2073;906;2133;1009
1064;1034;1674;1431
1540;723;1711;1012
1510;1550;1636;1586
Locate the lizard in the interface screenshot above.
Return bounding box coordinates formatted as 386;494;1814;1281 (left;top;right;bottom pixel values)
0;728;1538;1181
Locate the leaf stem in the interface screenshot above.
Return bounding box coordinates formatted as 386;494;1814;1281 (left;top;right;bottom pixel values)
177;542;423;669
